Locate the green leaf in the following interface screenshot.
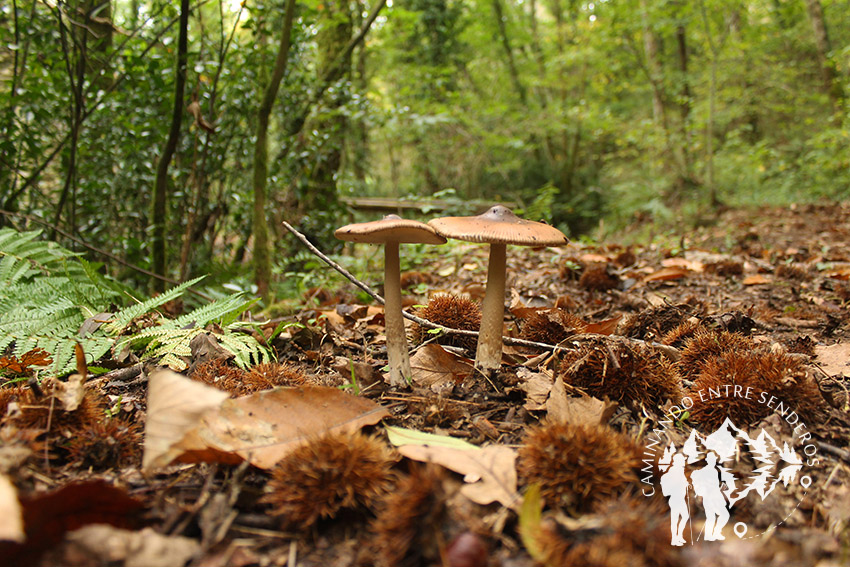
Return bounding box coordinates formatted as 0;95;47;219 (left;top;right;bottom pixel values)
384;425;480;450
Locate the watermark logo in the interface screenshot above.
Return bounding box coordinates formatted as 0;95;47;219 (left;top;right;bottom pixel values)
641;387;818;545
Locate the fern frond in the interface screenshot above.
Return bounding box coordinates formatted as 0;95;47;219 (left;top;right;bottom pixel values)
171;293;253;329
105;276;205;334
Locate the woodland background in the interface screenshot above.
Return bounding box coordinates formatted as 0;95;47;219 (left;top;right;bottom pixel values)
0;0;847;301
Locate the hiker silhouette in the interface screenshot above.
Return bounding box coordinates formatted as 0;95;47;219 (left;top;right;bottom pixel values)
691;451;731;541
660;452;689;546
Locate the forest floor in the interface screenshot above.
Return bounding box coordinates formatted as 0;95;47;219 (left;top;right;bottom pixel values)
2;201;850;567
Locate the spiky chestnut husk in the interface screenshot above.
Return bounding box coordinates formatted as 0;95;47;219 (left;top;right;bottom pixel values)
519;309;587;345
264;431;395;530
190;358;248;397
410;294;481;352
620;303;705;342
677;329;754;380
369;464;446;567
687;350;823;429
776;264;812;281
661;318;704;348
705;260;744;276
7;383;107;433
244;362;306;391
559;341;683;406
0;384;27;423
536;498;682;567
578;263;619;291
64;417;142;469
517;422;642;513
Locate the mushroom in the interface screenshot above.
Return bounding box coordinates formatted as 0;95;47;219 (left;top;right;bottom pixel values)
335;215;446;387
428;205;569;372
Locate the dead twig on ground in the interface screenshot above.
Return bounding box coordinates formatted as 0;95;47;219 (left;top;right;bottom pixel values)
282;221;680;360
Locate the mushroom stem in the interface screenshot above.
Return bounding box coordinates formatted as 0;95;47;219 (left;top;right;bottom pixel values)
475;242;507;372
383;242;412;386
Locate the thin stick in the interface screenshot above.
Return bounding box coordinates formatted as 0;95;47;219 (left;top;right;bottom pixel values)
282;221;680;359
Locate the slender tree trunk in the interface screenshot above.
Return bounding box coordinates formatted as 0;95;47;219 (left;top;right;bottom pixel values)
150;0;190;292
640;0;667;127
803;0;843;110
491;0;527;105
252;0;297;299
675;23;692;179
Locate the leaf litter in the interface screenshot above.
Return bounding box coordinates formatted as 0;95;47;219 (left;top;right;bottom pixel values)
1;203;850;566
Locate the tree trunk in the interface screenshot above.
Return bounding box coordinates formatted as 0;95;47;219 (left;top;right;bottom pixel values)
640;0;667;127
675;23;692;179
252;0;298;299
491;0;527;105
150;0;190;292
803;0;843;110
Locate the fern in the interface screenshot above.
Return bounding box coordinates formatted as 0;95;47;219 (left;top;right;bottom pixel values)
0;228;268;376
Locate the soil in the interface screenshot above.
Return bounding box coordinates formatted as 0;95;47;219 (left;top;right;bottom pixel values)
2;202;850;567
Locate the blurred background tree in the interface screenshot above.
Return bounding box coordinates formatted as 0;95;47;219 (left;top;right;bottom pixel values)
0;0;846;301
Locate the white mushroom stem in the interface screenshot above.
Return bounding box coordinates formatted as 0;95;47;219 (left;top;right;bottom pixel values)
383;242;412;386
475;242;507;372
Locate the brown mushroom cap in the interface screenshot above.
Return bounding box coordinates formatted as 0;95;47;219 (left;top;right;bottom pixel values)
428;205;569;247
335;215;447;245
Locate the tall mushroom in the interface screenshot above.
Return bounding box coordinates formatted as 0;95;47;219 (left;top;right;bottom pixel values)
335;215;446;387
429;205;569;372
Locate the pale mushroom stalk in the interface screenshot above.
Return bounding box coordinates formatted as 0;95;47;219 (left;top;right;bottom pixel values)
476;242;507;371
382;241;413;384
334;215;446;388
428;205;569;375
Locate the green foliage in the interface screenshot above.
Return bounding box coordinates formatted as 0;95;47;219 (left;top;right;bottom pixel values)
0;228;269;375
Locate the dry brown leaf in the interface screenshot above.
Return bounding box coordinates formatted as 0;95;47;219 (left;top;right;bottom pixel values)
408;343;474;390
144;370;390;470
824;265;850;280
546;376;617;425
644;266;690;282
52;374;86;411
743;274;771;285
518;368;552;410
0;474;24;543
398;444;519;509
60;525;200;567
580;253;611;263
584;314;622;336
661;257;704;272
814;343;850;377
143;370;230;470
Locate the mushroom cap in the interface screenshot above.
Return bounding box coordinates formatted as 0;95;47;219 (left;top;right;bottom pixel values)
428;205;569;247
335;215;447;245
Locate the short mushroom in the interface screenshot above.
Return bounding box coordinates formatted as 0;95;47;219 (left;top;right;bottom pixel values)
335;215;447;387
428;205;569;372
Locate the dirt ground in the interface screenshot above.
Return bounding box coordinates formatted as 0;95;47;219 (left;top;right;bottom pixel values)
2;201;850;567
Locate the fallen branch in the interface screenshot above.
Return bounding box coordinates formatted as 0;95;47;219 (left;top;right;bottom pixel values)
282;221;680;360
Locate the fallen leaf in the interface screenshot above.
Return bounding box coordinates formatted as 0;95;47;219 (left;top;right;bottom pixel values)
144;370;390;470
546;377;617;425
143;370;230;470
0;474;24;543
742;274;771;285
580;253;611;263
59;525;200;567
518;484;544;562
824;265;850;280
661;257;704;272
408;343;474;390
584;314;622;336
814;343;850;377
0;480;144;567
52;374;86;411
644;266;690;282
398;443;519;509
385;425;479;450
517;368;552;411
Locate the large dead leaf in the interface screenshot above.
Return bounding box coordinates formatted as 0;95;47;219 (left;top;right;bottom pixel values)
814;343;850;377
144;370;390;470
517;368;552;411
546;376;617;425
53;374;86;411
143;370;230;470
584;314;622;336
644;266;690;282
398;444;519;509
408;343;474;390
0;480;144;567
387;427;518;509
57;525;200;567
0;474;23;543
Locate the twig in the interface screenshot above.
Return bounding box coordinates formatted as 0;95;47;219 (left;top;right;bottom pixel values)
282;220;681;359
818;441;850;464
